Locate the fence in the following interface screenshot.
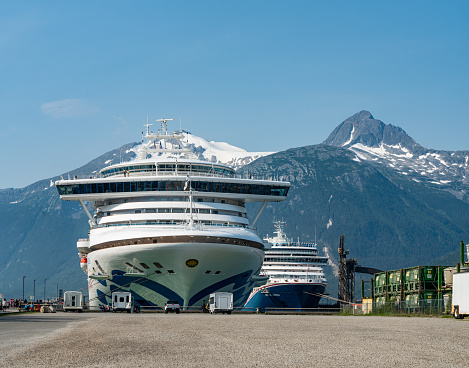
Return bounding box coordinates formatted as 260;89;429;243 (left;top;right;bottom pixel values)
345;298;452;316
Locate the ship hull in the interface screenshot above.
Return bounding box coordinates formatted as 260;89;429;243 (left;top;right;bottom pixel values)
244;282;326;311
87;241;264;309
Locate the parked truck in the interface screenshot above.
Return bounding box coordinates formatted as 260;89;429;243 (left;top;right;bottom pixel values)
111;291;133;313
452;271;469;319
63;291;84;312
209;292;233;314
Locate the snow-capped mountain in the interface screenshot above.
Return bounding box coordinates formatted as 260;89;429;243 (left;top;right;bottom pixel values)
184;133;274;168
324;111;469;201
127;131;274;169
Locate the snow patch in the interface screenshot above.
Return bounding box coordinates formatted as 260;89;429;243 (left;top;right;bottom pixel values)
350;142;413;159
343;125;355;146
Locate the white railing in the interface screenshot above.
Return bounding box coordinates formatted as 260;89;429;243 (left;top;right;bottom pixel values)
92;221;258;232
62;171;284;182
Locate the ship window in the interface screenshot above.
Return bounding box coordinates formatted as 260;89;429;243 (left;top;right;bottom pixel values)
168;270;175;274
211;210;218;214
155;270;162;274
140;263;150;269
57;180;290;197
153;239;158;243
172;208;184;213
214;271;221;275
153;262;163;268
205;270;211;274
135;210;141;213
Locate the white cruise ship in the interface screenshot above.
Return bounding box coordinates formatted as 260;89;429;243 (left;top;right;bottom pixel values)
55;119;290;309
244;221;328;311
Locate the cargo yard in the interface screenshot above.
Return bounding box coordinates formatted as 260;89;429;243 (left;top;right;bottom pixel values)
1;313;468;367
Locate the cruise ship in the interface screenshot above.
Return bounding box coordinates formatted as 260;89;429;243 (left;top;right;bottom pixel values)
55;119;290;309
244;221;328;311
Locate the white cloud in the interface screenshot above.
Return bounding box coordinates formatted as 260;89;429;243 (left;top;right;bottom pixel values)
41;99;98;118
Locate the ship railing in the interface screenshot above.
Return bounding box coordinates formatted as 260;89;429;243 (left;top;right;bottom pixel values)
60;171;285;182
92;221;258;231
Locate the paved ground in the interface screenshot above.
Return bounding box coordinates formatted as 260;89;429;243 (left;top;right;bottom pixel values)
1;312;468;367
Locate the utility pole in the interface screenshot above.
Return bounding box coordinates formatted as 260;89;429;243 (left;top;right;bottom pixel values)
44;278;47;301
22;276;26;301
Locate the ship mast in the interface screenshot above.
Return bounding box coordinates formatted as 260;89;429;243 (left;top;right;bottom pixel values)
137;117;192;160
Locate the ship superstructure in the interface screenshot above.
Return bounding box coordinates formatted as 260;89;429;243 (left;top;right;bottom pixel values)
244;221;328;311
56;119;290;309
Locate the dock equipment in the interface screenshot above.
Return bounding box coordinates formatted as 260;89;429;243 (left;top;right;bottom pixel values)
338;236;357;305
338;235;382;305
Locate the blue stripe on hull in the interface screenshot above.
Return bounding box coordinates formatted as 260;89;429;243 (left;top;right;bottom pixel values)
90;269;255;308
244;283;326;311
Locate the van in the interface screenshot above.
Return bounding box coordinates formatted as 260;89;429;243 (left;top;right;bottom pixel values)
209;292;233;314
63;291;84;312
112;291;133;313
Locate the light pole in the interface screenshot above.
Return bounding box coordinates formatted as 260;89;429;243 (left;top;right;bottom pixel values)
22;276;26;301
57;283;59;301
44;278;47;301
34;279;36;301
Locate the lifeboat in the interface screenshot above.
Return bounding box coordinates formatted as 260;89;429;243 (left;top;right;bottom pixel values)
80;257;88;275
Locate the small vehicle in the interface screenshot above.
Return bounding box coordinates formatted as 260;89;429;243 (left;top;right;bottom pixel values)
165;300;180;314
452;271;469;319
209;292;233;314
112;291;133;313
63;291;84;312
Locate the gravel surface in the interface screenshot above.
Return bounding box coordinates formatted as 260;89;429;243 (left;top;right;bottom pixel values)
2;313;468;367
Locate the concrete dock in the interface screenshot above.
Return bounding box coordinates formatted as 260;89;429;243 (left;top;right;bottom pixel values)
1;313;467;367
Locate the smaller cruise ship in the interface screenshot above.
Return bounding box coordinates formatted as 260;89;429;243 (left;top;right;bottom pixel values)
244;221;328;311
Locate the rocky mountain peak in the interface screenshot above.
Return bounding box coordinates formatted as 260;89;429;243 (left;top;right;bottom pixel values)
323;110;419;152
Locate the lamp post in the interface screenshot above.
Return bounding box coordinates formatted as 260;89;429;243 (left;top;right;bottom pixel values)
22;276;26;301
44;278;47;301
34;279;36;301
57;283;59;301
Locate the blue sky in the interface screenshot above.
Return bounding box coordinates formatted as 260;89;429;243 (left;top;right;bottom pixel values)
1;1;468;188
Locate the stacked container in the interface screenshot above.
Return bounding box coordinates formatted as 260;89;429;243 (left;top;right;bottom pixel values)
373;265;449;312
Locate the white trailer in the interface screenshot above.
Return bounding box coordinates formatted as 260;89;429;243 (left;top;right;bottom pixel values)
209;292;233;314
63;291;84;312
112;291;133;313
452;271;469;319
